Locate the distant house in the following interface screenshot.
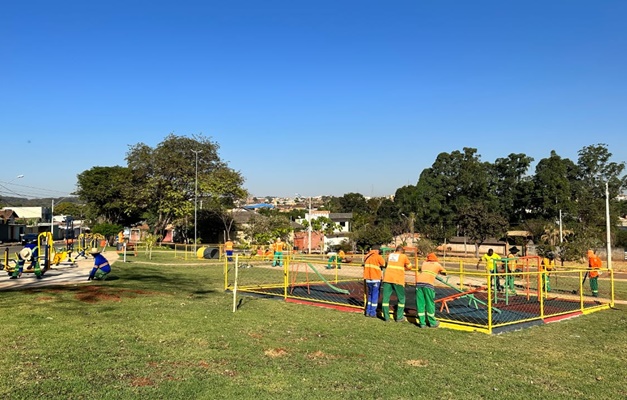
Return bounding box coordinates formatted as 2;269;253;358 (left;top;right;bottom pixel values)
0;209;24;242
1;206;45;221
296;211;353;252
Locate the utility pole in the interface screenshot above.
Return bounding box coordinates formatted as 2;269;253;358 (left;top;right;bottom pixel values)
308;197;312;254
192;149;202;254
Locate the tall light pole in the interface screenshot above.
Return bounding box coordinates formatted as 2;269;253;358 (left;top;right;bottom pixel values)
192;150;202;253
308;197;312;254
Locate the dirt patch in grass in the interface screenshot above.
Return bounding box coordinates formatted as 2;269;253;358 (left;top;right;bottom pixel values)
26;286;163;304
264;348;288;358
129;376;156;387
405;359;429;367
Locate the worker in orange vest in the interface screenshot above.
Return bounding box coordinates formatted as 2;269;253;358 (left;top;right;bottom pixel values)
362;245;386;318
415;253;446;328
381;245;412;322
587;249;602;297
272;238;285;267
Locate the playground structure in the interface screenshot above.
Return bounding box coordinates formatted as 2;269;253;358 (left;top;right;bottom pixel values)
2;232;79;277
224;253;615;334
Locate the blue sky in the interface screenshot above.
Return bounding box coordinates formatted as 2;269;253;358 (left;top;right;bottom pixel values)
1;0;626;199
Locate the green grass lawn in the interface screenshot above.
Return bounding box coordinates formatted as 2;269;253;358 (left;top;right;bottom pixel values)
1;257;626;399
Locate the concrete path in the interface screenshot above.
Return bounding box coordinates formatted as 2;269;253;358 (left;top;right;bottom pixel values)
0;251;120;291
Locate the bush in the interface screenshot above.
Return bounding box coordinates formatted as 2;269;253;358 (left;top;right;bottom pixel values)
91;223;123;242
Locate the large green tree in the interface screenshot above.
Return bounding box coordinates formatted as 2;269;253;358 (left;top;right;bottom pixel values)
75;166;138;225
531;150;579;221
491;153;534;224
125;133;246;237
411;148;498;241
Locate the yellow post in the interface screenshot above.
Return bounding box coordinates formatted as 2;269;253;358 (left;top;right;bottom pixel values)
539;268;544;319
610;269;615;307
459;260;464;290
579;270;584;312
224;252;228;290
283;255;289;300
487;270;492;334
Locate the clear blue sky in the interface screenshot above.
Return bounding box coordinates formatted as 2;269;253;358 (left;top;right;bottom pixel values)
1;1;626;199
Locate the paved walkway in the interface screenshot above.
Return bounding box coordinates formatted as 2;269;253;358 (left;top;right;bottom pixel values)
0;251;120;291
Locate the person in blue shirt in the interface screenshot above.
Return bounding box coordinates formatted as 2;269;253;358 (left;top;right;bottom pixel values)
88;248;111;281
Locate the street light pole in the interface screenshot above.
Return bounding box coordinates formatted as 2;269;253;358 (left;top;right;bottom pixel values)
308;197;312;254
192;150;202;254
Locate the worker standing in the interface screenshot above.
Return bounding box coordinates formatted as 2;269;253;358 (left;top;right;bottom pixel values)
477;248;503;292
587;249;602;297
505;247;520;294
381;245;412;322
415;253;446;328
224;240;234;262
362;245;386;318
541;252;555;292
272;238;285;267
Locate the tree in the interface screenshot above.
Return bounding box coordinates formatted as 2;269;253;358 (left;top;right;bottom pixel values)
125;133;245;237
575;144;627;232
53;201;86;218
531;150;578;221
75;166;139;225
200;167;248;240
351;224;393;252
243;213;292;245
411;148;497;242
492;153;534;224
91;223;123;244
456;202;508;257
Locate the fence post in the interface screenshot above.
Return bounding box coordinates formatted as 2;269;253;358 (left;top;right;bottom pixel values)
487;271;492;334
459;261;464;290
283;255;289;300
232;254;238;312
579;270;584;312
539;268;544;319
610;269;615;307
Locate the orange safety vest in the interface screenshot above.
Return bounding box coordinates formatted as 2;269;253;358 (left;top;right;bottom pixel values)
274;242;284;252
416;261;446;285
588;254;602;278
363;250;385;280
225;241;233;251
383;252;412;285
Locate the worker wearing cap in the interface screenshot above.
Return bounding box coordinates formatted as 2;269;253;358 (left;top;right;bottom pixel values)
415;253;446;328
587;250;602;297
541;252;556;292
362;245;386;318
381;245;412;322
88;248;111;281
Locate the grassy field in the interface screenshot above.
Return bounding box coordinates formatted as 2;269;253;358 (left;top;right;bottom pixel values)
1;254;626;399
